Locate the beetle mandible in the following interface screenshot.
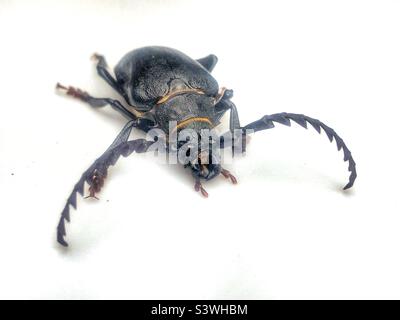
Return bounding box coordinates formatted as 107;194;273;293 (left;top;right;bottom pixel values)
56;46;357;247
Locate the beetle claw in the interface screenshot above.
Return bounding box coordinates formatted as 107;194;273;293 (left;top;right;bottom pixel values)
84;194;100;200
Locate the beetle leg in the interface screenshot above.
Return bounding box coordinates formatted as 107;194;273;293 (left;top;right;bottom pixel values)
56;82;138;120
194;179;209;198
214;89;239;129
83;169;107;200
214;87;228;104
221;168;238;184
91;53;130;102
56;82;94;103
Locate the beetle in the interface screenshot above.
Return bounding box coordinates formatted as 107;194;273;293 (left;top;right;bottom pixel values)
56;46;357;247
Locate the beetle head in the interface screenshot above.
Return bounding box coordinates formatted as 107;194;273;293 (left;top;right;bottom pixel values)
188;150;221;181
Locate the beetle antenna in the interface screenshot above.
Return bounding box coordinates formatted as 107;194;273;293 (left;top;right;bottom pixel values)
242;112;357;190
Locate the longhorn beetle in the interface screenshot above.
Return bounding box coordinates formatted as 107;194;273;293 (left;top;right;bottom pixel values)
56;46;357;247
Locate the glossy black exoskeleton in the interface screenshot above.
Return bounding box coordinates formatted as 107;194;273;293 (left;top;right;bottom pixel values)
56;46;357;247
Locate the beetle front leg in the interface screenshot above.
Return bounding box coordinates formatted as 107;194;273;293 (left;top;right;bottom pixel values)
84;169;107;200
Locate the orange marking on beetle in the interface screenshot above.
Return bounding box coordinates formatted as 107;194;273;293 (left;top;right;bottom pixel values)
172;117;212;132
157;89;205;105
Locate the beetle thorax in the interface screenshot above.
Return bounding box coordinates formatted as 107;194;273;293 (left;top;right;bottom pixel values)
154;92;217;133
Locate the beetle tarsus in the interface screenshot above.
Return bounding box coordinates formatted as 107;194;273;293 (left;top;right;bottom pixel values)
56;82;90;102
85;170;106;200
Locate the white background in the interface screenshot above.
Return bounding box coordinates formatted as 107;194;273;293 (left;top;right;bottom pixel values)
0;0;399;299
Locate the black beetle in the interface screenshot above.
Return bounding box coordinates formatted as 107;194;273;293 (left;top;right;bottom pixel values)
56;46;357;247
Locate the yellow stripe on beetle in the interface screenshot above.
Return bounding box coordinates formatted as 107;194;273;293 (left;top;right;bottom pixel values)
172;117;212;133
157;89;205;105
